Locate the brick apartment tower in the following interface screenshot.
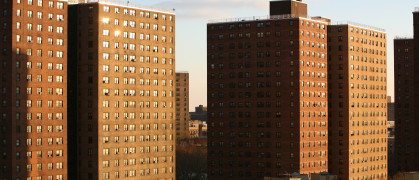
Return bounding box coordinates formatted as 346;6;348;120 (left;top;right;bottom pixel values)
394;9;419;174
0;0;68;179
175;72;190;140
207;1;329;179
328;24;388;180
68;2;176;179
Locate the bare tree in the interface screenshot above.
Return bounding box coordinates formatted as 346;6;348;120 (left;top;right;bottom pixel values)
176;143;207;180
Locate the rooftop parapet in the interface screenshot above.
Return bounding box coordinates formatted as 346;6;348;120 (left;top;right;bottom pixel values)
330;20;385;33
208;14;329;24
69;0;175;14
394;36;414;40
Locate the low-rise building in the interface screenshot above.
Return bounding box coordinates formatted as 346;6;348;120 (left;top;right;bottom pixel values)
190;105;207;122
189;120;208;138
311;172;338;180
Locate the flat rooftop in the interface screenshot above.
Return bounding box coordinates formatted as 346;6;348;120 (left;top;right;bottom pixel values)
330;21;385;33
69;0;175;14
208;14;328;24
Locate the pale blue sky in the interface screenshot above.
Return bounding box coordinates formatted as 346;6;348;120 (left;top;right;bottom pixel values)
134;0;417;110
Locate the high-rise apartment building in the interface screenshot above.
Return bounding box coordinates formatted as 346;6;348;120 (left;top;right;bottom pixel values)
207;1;329;179
394;8;419;174
0;0;68;179
68;1;176;179
328;24;388;180
175;72;190;140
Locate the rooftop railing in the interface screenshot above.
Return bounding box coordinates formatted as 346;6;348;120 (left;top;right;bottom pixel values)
208;14;325;24
331;21;385;32
69;0;175;14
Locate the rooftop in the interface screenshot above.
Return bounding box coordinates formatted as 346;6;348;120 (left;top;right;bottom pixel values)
69;0;175;14
394;36;414;40
208;14;327;24
331;21;385;33
270;0;307;4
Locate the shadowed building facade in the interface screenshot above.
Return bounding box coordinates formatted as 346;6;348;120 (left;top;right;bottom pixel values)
0;0;68;179
207;1;329;179
175;72;190;140
394;8;419;174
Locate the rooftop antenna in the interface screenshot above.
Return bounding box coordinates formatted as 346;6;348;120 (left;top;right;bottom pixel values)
127;0;129;6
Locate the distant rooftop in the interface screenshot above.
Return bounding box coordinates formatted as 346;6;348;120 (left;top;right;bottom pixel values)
208;14;328;24
331;21;385;33
69;0;175;14
394;36;414;40
270;0;307;4
415;7;419;12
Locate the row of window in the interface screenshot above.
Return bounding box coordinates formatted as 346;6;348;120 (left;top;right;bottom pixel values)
101;100;172;108
348;27;386;39
1;112;63;120
27;125;63;133
26;150;64;158
25;137;64;146
26;162;64;171
102;41;171;50
16;10;64;21
100;112;173;120
210;19;326;31
102;65;168;74
16;35;64;45
17;22;63;34
13;100;64;108
103;168;174;179
25;62;63;70
210;31;326;40
100;54;173;64
209;50;326;60
24;75;63;82
209;81;327;90
347;36;386;47
102;6;173;21
102;18;174;32
102;136;173;143
16;48;64;58
349;173;387;180
17;0;64;9
9;87;63;95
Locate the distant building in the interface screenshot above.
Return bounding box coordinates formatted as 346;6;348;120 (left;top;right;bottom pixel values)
387;96;395;176
402;172;419;180
389;135;395;177
190;105;207;122
311;172;337;180
176;72;190;140
394;8;419;173
264;172;309;180
388;96;395;137
189;120;208;138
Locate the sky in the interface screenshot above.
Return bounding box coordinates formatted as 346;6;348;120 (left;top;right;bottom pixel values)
134;0;418;110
